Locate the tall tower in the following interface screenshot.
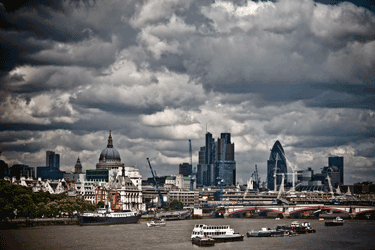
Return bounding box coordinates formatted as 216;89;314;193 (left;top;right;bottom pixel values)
74;157;83;174
198;132;236;187
328;156;344;185
46;151;60;170
267;141;287;191
215;133;236;186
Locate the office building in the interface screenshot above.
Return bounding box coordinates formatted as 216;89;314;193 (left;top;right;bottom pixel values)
179;163;191;176
267;141;288;191
46;151;60;170
37;150;65;180
196;132;236;187
329;156;344;185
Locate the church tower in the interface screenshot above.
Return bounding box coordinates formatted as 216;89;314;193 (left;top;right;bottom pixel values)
74;157;83;174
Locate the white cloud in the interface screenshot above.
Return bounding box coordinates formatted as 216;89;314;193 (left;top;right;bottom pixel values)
130;0;192;28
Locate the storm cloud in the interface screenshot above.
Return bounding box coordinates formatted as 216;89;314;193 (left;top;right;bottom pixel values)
0;0;374;185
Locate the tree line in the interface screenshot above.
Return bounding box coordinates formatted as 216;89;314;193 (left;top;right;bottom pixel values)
0;180;97;220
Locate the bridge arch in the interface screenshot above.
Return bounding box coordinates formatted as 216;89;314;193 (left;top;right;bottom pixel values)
227;207;284;217
288;206;350;215
354;208;375;215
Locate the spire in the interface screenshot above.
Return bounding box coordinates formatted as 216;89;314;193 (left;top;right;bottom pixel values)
74;156;83;174
107;130;113;148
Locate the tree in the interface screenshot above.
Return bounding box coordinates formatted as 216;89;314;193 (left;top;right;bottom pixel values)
169;200;183;210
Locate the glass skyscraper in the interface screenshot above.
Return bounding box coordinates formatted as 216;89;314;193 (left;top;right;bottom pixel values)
267;141;288;191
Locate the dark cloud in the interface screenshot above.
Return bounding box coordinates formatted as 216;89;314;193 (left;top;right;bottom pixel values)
0;0;374;184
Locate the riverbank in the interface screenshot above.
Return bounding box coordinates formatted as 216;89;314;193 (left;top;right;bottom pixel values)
0;218;79;229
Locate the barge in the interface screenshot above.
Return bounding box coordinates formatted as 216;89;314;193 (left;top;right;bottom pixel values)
191;236;215;246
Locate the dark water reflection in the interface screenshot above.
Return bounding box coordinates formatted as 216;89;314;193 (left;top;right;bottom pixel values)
1;219;374;250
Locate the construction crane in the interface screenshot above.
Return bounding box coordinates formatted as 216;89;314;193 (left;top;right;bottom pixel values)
189;139;196;191
277;173;285;200
276;172;299;192
146;158;166;208
254;165;260;190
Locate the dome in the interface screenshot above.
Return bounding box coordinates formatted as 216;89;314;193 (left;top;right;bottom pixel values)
99;147;121;161
99;131;121;162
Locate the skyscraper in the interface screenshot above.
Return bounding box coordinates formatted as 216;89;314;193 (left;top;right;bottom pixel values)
46;151;60;170
328;156;344;185
197;132;236;186
267;141;288;191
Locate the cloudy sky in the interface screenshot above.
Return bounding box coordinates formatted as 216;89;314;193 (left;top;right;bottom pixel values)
1;0;374;185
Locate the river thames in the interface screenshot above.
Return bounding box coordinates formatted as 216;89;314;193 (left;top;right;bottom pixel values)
1;218;374;250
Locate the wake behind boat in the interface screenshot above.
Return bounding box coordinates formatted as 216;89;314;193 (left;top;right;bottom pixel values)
77;203;141;226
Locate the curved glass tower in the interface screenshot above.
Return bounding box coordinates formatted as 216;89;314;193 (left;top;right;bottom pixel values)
267;141;288;191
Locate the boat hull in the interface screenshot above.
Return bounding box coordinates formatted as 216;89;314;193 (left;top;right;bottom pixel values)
247;230;289;237
77;214;141;226
211;234;244;242
325;222;344;226
191;237;215;246
147;222;166;227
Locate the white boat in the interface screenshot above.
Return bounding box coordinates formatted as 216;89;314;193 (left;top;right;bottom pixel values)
147;219;166;227
191;224;244;242
325;216;344;226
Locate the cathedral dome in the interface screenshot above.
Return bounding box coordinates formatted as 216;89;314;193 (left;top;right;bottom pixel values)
99;148;121;161
99;131;121;162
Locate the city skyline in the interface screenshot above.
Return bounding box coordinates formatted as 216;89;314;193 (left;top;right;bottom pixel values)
1;0;374;185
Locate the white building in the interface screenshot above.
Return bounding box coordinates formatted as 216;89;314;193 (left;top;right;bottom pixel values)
165;174;194;190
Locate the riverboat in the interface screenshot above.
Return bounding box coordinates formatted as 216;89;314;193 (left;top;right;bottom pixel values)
325;216;344;226
191;236;215;246
191;224;244;242
290;221;316;234
156;210;191;221
147;218;166;227
247;227;286;237
247;225;295;237
77;204;141;226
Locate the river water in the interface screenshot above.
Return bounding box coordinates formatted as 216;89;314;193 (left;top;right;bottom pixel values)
1;218;374;250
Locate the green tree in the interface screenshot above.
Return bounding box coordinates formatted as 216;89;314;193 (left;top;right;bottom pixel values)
13;194;36;218
97;201;105;207
169;200;183;210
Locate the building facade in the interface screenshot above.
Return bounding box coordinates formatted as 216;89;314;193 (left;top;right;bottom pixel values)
168;190;199;208
74;157;83;173
179;163;191;176
46;151;60;169
329;156;344;185
37;150;64;180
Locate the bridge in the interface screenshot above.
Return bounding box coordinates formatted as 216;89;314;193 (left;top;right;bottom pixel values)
223;204;375;218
